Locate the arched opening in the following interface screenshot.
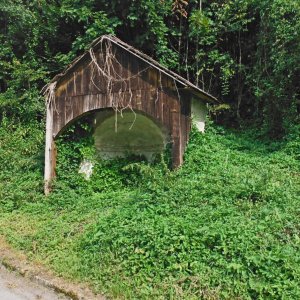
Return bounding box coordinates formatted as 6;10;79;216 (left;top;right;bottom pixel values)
93;109;169;161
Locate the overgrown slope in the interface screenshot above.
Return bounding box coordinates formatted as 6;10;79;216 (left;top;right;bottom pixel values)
0;119;299;299
1;1;299;299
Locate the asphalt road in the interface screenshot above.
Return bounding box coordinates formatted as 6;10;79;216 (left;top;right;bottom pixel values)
0;264;70;300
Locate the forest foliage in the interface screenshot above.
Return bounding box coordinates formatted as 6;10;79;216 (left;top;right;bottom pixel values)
0;0;299;134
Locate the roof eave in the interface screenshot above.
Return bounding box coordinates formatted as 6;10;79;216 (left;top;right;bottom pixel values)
182;87;219;104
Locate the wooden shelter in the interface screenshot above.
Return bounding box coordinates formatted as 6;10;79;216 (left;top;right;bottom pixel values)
43;35;218;194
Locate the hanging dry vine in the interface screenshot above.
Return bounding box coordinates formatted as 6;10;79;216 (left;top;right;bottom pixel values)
43;81;58;114
88;37;159;132
172;0;189;19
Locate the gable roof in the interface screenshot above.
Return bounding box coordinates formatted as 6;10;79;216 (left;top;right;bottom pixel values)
45;35;218;104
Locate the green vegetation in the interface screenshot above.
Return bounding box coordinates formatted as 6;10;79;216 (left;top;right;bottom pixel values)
0;118;299;299
1;0;299;133
0;0;300;299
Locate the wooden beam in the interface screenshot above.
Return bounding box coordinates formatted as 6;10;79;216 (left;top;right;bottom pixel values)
170;104;183;168
178;87;219;104
44;102;54;195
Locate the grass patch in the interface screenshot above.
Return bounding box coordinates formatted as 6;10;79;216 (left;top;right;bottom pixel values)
0;119;299;299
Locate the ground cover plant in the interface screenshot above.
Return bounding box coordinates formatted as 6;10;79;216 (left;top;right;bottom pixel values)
0;117;299;299
1;1;300;299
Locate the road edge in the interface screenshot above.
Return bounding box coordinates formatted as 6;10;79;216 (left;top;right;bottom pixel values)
0;236;106;300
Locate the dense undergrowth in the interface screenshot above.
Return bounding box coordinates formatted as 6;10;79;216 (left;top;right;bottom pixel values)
0;118;299;299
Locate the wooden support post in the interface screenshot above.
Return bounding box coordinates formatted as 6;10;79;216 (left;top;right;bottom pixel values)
44;102;55;195
172;136;182;168
171;109;183;168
